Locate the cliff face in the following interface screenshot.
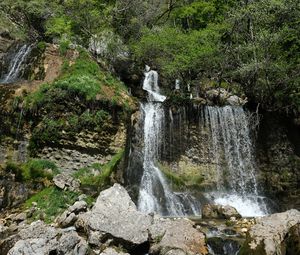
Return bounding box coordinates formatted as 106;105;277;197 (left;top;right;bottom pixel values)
256;112;300;211
125;104;300;212
0;33;299;214
0;37;135;210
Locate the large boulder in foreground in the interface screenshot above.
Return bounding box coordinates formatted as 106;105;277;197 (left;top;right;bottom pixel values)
239;209;300;255
1;221;88;255
149;216;208;255
76;184;153;249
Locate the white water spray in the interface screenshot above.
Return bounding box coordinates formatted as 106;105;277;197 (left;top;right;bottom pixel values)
204;106;268;217
137;67;199;216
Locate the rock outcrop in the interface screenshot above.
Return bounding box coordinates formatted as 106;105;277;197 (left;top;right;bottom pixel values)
53;173;80;192
239;209;300;255
0;221;88;255
76;184;153;249
202;204;242;220
149;216;208;255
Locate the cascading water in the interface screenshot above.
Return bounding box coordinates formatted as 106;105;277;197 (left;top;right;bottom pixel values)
1;44;32;84
204;106;268;216
137;67;199;216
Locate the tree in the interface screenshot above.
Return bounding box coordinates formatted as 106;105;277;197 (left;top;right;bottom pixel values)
224;0;300;113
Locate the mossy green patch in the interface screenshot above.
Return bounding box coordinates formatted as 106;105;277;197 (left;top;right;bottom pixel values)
73;149;124;190
22;48;134;153
24;186;78;223
0;11;26;39
158;162;204;191
5;159;60;182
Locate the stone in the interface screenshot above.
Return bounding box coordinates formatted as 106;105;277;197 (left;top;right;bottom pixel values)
76;184;152;249
56;200;87;228
239;209;300;255
56;212;77;228
53;173;80;191
226;95;244;106
3;221;88;255
100;247;130;255
202;204;241;219
68;201;87;214
13;213;27;222
149;216;208;255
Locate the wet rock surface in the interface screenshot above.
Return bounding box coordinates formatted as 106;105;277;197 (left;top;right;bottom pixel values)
202;204;242;220
149;216;208;255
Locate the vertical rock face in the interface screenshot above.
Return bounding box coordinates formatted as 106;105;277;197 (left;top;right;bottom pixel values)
239;209;300;255
256;113;300;211
126;103;300;214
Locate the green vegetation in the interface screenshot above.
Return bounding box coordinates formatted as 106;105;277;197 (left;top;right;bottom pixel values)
5;159;60;182
22;49;133;153
0;10;26;39
73;149;124;189
158;163;204;191
24;187;78;223
1;0;299;114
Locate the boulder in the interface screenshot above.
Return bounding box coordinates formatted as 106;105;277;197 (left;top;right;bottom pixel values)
56;200;87;228
100;247;130;255
149;216;208;255
284;223;300;255
205;88;246;106
3;221;88;255
202;204;241;220
53;173;80;192
239;209;300;255
226;95;246;106
76;184;152;249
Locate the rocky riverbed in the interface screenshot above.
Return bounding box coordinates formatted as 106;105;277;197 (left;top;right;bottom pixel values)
0;183;299;255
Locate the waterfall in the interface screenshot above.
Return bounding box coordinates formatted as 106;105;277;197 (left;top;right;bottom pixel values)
137;68;199;216
204;106;268;216
1;44;32;84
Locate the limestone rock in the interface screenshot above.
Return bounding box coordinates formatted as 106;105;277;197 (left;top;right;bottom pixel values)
53;173;80;191
202;204;241;220
100;247;130;255
77;184;152;249
149;216;208;255
4;221;88;255
68;200;88;214
239;209;300;255
226;95;245;106
205;88;246;106
56;200;87;228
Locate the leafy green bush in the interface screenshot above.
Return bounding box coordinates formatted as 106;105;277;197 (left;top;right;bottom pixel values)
37;41;46;51
59;40;70;56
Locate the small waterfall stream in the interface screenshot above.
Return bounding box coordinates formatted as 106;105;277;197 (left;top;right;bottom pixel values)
137;68;199;216
204;106;268;216
1;44;32;84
